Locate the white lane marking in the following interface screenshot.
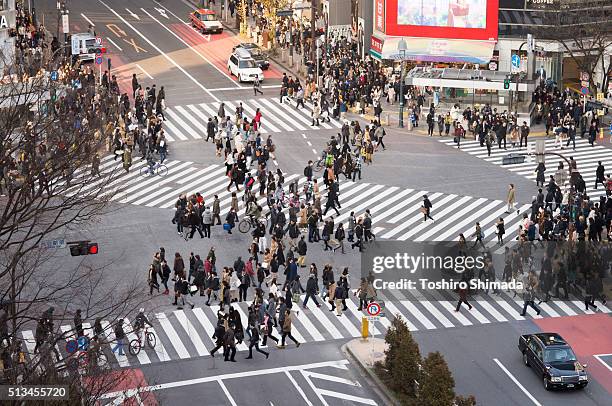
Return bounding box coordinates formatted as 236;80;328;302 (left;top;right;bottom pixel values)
317;389;377;405
476;300;508;322
208;85;283;91
284;370;314;406
305;370;361;386
100;359;350;399
135;63;153;79
217;379;238;406
192;307;217;345
593;353;612;372
81;13;95;27
303;295;343;339
294;307;325;342
493;358;543;406
312;149;317;154
106;37;123;51
99;1;220;102
139;7;240;88
154;0;189;23
126;8;140;20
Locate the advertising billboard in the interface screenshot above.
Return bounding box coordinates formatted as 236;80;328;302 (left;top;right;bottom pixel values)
386;0;499;41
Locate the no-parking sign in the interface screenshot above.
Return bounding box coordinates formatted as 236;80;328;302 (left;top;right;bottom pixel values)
366;302;381;317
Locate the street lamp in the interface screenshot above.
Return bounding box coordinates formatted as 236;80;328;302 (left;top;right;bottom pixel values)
397;38;407;128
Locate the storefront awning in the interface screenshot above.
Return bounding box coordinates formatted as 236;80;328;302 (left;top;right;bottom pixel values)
370;35;496;65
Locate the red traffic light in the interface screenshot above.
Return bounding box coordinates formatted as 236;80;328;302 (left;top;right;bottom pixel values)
100;47;107;54
69;241;98;256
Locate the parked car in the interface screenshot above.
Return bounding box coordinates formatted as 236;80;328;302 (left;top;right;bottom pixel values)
227;48;264;83
232;43;270;70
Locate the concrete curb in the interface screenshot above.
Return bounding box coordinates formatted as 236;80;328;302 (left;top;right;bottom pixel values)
342;339;401;406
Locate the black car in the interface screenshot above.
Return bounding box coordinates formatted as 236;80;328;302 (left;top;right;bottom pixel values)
232;43;270;70
518;333;588;390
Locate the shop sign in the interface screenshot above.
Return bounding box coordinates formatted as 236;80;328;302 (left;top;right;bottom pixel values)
526;0;558;9
0;11;16;30
375;0;385;32
371;36;383;55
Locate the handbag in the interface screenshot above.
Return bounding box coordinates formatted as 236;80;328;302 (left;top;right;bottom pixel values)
261;261;269;268
292;292;300;303
223;223;231;231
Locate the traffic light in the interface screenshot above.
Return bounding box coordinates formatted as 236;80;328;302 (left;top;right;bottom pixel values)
69;241;99;256
504;79;510;89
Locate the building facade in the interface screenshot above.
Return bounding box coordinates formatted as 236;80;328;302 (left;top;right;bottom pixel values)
0;0;16;69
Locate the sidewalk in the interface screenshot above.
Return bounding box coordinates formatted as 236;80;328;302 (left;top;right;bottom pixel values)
343;338;401;406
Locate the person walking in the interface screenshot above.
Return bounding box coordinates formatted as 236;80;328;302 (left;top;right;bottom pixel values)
223;323;237;362
422;195;434;222
594;161;605;189
302;274;321;308
278;309;300;348
209;321;226;358
148;264;160;295
519;121;529;148
333;223;345;254
455;285;472;312
520;273;541;316
496;217;505;245
296;235;307;267
212;195;222;225
506;184;516;213
471;222;485;248
111;319;127;356
245;324;269;359
253;77;263;95
202;206;212;238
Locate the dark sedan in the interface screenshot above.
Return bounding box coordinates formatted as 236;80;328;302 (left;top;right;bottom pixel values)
518;333;588;390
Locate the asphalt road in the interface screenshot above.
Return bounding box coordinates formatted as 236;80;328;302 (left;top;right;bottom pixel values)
27;1;612;405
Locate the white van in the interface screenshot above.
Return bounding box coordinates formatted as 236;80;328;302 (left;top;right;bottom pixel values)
227;48;264;83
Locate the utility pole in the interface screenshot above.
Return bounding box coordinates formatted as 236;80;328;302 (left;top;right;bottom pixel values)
310;0;316;65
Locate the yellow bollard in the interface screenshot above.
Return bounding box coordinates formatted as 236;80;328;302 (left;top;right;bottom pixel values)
362;317;369;339
600;128;604;140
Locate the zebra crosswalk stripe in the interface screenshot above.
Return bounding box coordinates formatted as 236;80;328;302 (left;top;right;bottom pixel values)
440;138;612;196
156;313;191;359
123;318;152;364
173;310;209;357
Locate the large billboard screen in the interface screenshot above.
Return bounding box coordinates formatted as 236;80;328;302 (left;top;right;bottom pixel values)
386;0;498;41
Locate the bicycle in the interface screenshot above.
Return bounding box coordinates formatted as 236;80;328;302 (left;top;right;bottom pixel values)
238;215;269;234
139;162;168;178
313;158;325;172
128;327;156;356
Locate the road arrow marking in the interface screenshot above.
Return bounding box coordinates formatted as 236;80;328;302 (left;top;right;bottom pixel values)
125;9;140;20
154;7;169;19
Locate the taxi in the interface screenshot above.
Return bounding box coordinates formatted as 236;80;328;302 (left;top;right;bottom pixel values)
189;9;223;34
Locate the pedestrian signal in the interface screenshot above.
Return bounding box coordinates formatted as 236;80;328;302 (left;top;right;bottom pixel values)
69;241;99;256
503;79;510;90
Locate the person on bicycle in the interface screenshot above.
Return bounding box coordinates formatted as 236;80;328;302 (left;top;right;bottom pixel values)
133;308;153;343
145;151;157;175
246;200;262;222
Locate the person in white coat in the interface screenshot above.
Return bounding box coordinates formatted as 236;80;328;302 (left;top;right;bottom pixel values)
311;102;321;126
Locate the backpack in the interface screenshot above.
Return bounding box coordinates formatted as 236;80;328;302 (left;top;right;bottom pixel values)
181;280;189;295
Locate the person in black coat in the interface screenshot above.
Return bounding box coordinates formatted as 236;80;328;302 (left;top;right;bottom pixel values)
210;322;226;357
188;209;204;239
245;325;269;359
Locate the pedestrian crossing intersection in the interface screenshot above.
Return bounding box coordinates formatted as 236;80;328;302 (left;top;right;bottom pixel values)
438;137;612;197
162;98;343;142
92;154;538;246
20;292;609;369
